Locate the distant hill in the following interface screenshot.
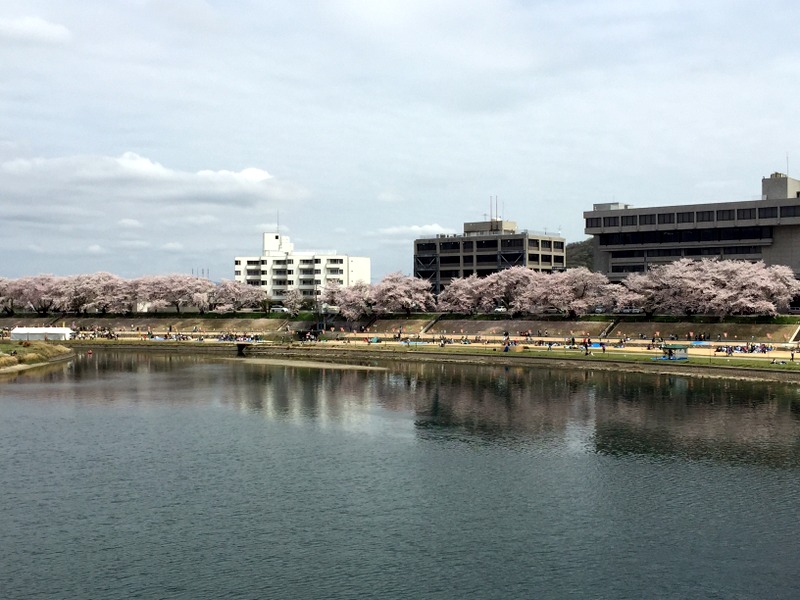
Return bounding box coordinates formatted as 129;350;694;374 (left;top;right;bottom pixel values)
566;238;594;270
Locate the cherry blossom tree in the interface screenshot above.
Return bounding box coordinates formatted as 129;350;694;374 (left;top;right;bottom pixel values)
544;268;610;318
371;272;434;315
475;267;544;313
211;279;266;312
333;281;373;321
0;277;13;315
282;289;304;315
436;274;482;314
6;275;64;314
86;272;134;314
621;259;800;317
134;274;214;313
54;272;132;314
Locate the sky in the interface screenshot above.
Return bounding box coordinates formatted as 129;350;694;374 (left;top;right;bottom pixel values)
3;0;800;282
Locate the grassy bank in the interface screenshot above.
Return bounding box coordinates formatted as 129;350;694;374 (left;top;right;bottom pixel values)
0;341;74;372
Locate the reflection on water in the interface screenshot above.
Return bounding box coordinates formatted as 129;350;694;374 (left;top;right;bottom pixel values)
3;351;800;600
16;351;800;468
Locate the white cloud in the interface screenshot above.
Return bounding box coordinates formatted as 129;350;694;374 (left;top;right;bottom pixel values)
118;218;143;228
377;224;456;237
87;244;106;254
185;215;219;225
161;242;184;251
377;191;403;203
118;240;150;249
0;16;71;44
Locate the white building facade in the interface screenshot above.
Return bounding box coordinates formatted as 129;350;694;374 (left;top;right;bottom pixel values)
234;232;371;300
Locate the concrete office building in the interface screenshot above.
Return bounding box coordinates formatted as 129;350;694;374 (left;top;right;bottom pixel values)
234;232;370;300
413;219;566;293
583;173;800;281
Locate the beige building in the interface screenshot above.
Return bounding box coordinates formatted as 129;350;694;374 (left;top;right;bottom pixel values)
583;173;800;281
413;219;566;293
234;233;370;300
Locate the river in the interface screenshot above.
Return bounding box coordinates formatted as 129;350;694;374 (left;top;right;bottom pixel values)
1;351;799;599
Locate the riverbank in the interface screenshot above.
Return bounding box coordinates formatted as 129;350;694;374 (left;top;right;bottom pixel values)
0;341;74;376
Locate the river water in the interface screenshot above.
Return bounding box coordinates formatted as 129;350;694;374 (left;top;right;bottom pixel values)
1;351;799;599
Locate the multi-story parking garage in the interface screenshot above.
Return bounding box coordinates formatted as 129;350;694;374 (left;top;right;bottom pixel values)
413;219;566;294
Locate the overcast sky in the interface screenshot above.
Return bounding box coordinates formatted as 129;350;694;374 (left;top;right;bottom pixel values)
3;0;799;281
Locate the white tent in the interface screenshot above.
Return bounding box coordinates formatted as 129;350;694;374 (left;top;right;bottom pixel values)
10;327;73;341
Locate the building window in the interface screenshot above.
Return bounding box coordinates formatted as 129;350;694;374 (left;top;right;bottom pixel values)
463;255;473;265
528;239;539;249
463;241;473;251
476;240;497;250
416;242;436;252
657;213;675;224
234;260;241;265
737;208;756;220
440;241;460;252
612;265;645;273
541;240;552;249
585;217;601;228
603;216;619;227
234;270;241;276
554;255;564;264
677;211;694;223
758;207;778;219
541;254;552;263
553;241;564;250
639;214;656;225
716;209;735;221
780;205;800;218
528;254;539;262
501;238;524;248
621;215;637;226
696;211;714;222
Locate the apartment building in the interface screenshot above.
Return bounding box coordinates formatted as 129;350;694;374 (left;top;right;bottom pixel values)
413;219;567;293
234;232;370;300
583;173;800;281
